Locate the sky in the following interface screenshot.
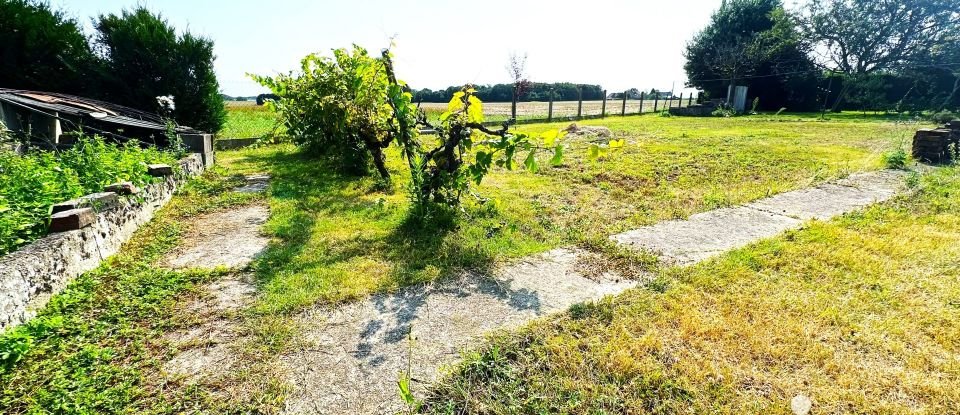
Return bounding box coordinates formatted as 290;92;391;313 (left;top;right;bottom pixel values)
59;0;723;96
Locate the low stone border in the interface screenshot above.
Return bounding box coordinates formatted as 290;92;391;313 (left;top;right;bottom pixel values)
0;154;206;331
215;137;260;150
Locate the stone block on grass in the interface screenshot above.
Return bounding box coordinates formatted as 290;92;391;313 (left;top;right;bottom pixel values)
147;164;174;177
48;208;95;232
104;182;139;195
51;192;120;214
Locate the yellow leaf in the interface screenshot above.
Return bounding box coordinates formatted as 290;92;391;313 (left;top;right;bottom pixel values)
609;139;625;149
541;130;559;147
447;92;465;112
467;96;484;123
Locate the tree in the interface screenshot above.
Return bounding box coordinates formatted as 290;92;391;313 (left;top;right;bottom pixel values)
0;0;95;95
684;0;819;110
799;0;960;110
506;52;531;119
801;0;960;75
251;46;396;180
94;7;226;132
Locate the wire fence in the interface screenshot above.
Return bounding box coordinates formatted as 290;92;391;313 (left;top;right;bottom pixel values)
419;93;703;125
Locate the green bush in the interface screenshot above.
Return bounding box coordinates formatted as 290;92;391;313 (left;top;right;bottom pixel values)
883;146;909;170
251;46;395;179
930;110;958;124
0;136;176;255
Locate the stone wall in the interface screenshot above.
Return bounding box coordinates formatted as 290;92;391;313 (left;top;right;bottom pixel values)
0;154;205;331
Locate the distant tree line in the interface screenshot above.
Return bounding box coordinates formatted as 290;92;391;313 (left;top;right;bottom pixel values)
412;83;605;103
0;1;225;132
684;0;960;113
608;88;676;100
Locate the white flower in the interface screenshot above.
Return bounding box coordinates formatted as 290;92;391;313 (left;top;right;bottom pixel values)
156;95;176;111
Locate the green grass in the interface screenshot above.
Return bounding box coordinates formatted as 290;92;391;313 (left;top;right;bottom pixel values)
217;112;916;317
0;169;265;414
218;105;280;139
423;166;960;414
0;112;927;413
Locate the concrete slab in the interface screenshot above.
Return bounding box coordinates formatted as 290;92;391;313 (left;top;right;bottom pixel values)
612;206;801;265
164;205;270;269
612;170;907;264
280;248;636;414
746;184;887;220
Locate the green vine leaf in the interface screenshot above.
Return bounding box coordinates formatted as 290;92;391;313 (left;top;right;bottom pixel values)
541;130;560;147
550;144;564;166
524;149;538;173
587;143;601;161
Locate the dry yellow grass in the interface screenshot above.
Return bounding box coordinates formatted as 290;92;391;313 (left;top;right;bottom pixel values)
425;166;960;414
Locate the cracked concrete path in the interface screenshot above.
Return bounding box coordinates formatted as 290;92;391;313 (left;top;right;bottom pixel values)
161;176;269;382
612;170;907;265
280;169;909;414
282;248;635;414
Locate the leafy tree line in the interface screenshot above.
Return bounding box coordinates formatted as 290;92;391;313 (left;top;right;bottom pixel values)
412;82;605;103
684;0;960;113
0;1;225;132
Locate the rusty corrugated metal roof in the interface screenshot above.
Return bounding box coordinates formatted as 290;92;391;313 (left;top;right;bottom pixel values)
0;88;197;134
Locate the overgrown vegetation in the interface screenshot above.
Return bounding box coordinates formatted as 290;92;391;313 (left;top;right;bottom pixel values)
0;169;262;413
254;47;575;211
251;46;397;179
0;112;915;413
0;136;177;255
424;165;960;414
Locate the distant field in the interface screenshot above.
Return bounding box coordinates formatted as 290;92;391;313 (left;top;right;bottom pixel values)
219;104;279;139
225;100;257;107
419;99;693;122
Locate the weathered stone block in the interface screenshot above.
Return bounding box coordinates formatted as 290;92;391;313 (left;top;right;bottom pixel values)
104;182;139;195
147;164;174;177
49;208;95;232
51;192;120;214
181;134;215;167
180;133;213;153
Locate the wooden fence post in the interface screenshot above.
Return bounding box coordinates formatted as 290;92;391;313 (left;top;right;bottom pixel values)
621;91;628;116
639;95;644;114
601;90;607;118
654;94;659;112
577;86;583;119
678;93;684;108
548;91;554;122
688;93;693;106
